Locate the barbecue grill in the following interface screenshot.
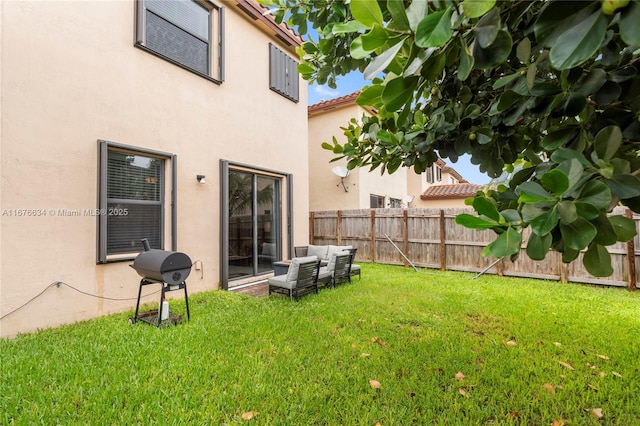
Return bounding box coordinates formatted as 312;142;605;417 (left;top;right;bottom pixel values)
129;239;192;326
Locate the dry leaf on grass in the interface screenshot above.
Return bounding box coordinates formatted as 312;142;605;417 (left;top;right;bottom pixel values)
543;383;556;394
553;342;562;346
476;357;484;364
551;419;565;426
587;383;599;391
502;340;518;346
591;408;603;419
558;361;574;370
458;388;469;398
611;371;623;378
455;371;465;382
597;354;610;360
241;411;258;420
369;379;382;389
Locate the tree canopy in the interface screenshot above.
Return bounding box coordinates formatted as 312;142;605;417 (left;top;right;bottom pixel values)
262;0;640;277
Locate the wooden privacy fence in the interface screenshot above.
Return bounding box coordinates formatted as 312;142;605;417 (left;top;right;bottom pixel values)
309;207;638;291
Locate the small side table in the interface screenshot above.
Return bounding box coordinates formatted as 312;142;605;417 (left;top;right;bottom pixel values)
273;260;292;276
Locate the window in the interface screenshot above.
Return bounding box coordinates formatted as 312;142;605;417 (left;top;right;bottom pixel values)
389;198;402;208
370;194;385;208
269;43;299;102
426;164;441;183
136;0;224;82
98;141;176;263
426;167;434;183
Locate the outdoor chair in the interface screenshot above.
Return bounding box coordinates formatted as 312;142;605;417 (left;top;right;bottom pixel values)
294;246;308;257
268;256;320;301
318;252;352;288
347;248;361;280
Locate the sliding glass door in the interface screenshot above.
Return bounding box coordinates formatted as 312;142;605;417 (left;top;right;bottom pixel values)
227;169;280;281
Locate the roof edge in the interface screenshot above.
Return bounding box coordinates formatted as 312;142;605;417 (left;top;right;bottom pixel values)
233;0;302;48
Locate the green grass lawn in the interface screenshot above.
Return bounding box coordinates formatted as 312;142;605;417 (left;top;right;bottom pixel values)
2;264;639;425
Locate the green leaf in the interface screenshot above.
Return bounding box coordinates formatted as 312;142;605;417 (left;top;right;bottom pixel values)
461;0;495;18
526;232;552;260
350;0;383;27
516;37;531;63
592;213;617;246
563;92;587;117
350;36;373;60
517;182;554;203
577;180;611;209
356;84;384;106
574;202;601;220
406;0;428;32
534;1;597;47
361;24;392;51
540;169;569;196
606;174;640;199
458;40;474;81
541;127;579;151
576;68;607;96
363;38;406;80
387;0;411;31
583;243;613;277
557;200;578;224
381;76;418;111
472;196;500;222
620;1;640;46
474;8;500;48
493;73;522;90
609;215;637;242
549;8;607;70
474;128;493;145
489;227;522;258
560;217;597;250
473;30;513;70
551;149;590;168
455;213;498;230
332;20;369;34
415;8;452;48
297;63;316;75
530;207;559;236
594;126;622;163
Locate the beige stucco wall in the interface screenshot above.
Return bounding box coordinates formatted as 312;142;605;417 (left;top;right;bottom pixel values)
0;0;308;337
308;103;408;211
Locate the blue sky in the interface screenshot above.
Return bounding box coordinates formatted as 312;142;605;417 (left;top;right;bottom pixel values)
306;73;492;185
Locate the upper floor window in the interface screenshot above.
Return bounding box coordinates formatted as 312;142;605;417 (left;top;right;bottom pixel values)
269;43;299;103
136;0;224;82
426;164;441;183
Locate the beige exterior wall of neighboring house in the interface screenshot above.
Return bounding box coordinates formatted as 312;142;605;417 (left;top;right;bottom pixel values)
308;94;408;211
0;0;308;337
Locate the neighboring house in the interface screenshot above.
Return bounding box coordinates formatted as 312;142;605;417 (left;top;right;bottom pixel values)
308;93;483;211
408;159;484;208
0;0;308;337
308;93;410;211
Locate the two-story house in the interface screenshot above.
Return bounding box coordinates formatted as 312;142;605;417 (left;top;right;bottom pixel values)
0;0;308;337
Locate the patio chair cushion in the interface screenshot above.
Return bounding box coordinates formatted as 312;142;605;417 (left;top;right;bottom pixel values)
326;245;353;261
267;274;295;290
285;255;318;283
307;245;329;260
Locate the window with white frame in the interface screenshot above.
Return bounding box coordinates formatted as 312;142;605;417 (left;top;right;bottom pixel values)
97;141;175;263
436;165;442;182
389;198;402;208
269;43;299;102
136;0;224;82
426;167;434;183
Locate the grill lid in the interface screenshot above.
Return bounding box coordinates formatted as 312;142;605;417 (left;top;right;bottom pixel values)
131;240;192;285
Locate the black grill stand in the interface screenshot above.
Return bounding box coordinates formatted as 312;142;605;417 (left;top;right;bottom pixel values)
130;278;190;327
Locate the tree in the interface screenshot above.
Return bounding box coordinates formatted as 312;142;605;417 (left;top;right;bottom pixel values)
262;0;640;277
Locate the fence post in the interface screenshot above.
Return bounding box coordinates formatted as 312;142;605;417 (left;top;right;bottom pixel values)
370;210;376;263
625;208;636;291
337;210;342;246
403;209;409;267
309;211;315;245
440;210;446;271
